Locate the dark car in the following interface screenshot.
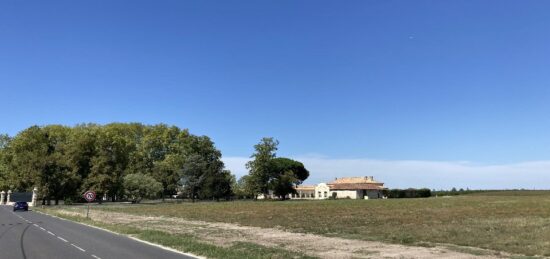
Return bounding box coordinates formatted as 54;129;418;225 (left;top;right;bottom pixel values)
13;201;29;212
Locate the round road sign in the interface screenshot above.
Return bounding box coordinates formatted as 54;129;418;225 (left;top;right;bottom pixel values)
83;191;96;202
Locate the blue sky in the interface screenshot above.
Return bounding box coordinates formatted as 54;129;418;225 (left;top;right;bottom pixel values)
2;1;550;188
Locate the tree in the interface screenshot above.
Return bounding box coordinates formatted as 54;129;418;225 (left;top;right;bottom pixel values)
4;125;77;205
124;173;162;203
0;134;11;190
1;123;234;204
235;175;256;199
41;125;79;205
179;154;208;202
268;158;309;200
200;170;234;201
245;137;279;199
142;125;189;199
65;124;99;199
84;124;136;202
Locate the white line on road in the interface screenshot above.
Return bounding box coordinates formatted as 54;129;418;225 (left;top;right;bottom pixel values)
57;236;68;243
71;243;86;252
39;227;46;231
33;224;39;227
91;255;102;259
47;231;55;236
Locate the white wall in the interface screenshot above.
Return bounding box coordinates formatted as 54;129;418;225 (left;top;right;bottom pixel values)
333;190;358;199
314;183;330;199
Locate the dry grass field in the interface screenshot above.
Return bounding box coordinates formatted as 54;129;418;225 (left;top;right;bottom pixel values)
42;191;550;258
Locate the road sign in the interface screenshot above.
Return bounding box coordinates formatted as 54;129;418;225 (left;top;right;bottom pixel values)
83;191;96;203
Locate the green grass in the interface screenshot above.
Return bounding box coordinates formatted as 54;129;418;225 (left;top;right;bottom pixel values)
39;209;316;259
85;191;550;257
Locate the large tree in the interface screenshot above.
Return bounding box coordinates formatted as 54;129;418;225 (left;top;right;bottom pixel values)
245;137;279;199
84;123;136;202
6;125;78;205
0;134;12;190
269;158;309;200
141;125;189;199
243;138;309;200
179;135;231;202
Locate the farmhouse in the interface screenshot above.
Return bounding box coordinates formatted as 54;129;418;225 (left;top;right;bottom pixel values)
288;176;387;200
327;176;386;199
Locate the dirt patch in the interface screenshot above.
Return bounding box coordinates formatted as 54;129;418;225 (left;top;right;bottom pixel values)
54;208;506;259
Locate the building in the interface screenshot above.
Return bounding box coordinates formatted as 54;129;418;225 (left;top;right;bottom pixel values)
326;176;386;199
291;176;387;200
291;185;316;199
258;176;387;200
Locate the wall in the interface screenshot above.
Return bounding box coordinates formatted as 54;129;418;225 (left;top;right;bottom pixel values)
333;190;358;199
314;183;330;199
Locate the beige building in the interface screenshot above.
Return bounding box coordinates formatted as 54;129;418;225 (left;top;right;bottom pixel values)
326;176;386;199
290;176;387;200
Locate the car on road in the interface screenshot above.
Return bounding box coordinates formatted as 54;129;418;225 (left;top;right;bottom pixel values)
13;201;29;212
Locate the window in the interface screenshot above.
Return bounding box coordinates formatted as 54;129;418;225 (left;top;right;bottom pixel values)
324;191;328;198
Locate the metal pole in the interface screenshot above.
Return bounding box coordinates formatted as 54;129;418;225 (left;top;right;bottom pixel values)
86;204;90;219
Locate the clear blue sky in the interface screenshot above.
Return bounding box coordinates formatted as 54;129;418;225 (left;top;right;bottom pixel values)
1;0;550;170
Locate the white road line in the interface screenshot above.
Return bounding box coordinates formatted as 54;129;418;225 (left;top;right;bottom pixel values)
33;224;39;227
91;255;101;259
39;227;46;231
57;236;68;243
47;231;55;236
71;243;86;252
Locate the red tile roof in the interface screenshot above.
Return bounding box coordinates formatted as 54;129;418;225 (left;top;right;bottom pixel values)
328;183;386;190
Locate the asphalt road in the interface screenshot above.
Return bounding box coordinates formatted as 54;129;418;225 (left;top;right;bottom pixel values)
0;205;195;259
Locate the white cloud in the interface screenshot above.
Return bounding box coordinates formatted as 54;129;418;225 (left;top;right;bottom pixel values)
223;156;550;190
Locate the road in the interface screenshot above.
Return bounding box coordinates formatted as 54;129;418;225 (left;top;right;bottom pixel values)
0;205;196;259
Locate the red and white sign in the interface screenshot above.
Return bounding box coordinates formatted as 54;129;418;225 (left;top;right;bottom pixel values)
83;191;96;202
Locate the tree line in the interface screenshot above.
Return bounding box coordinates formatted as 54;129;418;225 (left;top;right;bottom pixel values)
0;125;310;204
0;123;232;204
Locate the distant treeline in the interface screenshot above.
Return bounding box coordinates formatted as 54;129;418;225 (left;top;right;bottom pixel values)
385;188;432;198
431;188;538;196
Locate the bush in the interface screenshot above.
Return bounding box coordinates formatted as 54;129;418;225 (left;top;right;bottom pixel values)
387;188;431;198
63;197;74;205
124;173;163;203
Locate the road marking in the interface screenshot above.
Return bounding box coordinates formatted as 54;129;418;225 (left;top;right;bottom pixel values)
71;243;86;252
33;224;39;227
57;236;68;242
47;231;55;236
91;255;102;259
39;227;46;231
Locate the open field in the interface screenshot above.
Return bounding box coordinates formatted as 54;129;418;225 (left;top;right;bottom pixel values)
41;191;550;258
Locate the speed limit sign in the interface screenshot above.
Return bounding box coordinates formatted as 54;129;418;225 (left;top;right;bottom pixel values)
83;191;96;202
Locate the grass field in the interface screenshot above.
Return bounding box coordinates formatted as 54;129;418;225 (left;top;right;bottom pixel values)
43;191;550;258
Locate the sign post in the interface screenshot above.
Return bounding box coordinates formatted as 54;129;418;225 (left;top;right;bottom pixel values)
83;191;96;219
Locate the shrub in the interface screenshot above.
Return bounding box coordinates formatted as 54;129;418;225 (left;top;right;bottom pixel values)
387;188;431;198
124;173;163;203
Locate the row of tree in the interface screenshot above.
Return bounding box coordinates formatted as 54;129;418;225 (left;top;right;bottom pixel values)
0;125;310;204
0;123;233;204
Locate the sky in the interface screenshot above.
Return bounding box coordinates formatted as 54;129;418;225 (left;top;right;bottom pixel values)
1;1;550;189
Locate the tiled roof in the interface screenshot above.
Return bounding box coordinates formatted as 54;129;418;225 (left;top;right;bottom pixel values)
295;185;315;190
328;183;386;190
329;176;383;185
